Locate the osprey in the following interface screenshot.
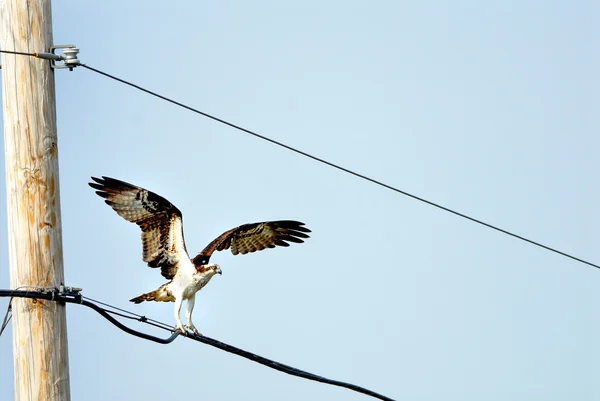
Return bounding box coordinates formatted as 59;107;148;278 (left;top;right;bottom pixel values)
89;176;310;335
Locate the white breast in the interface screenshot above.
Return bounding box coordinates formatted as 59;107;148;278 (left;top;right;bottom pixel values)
169;259;215;299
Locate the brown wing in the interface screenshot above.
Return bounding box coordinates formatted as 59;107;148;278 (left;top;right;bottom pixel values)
192;220;310;266
89;176;188;279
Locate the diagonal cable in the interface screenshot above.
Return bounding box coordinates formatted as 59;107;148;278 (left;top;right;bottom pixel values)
2;49;597;270
78;63;599;270
0;299;12;337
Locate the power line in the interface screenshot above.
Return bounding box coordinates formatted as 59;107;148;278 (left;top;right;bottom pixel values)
0;299;11;337
77;63;599;270
0;288;396;401
2;49;598;270
0;49;37;57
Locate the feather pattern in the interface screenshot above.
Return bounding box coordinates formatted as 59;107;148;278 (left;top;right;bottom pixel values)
90;177;311;278
89;176;188;279
90;176;311;333
192;220;310;265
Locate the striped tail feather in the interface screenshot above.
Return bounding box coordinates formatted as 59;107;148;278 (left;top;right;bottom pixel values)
130;284;174;303
130;291;157;304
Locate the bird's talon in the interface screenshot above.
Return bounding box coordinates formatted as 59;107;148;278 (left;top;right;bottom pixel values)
184;325;202;336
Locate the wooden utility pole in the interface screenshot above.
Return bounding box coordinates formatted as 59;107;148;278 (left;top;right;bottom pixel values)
1;0;71;400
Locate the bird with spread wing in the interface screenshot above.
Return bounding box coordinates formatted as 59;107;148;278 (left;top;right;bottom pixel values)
89;176;310;335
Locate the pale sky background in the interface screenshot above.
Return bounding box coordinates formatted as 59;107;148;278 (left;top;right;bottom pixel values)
1;1;599;400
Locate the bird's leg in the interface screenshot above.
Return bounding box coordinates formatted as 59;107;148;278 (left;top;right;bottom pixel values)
174;296;185;333
184;295;201;336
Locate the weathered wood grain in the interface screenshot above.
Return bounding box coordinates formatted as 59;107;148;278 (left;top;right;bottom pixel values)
1;0;71;399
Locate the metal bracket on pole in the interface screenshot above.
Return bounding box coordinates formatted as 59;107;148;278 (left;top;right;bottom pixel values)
0;45;81;70
58;285;83;303
45;44;80;70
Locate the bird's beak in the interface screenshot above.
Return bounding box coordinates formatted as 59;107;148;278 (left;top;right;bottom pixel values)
216;268;222;275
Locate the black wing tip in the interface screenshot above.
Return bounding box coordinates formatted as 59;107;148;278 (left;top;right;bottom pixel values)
89;175;140;191
279;235;305;244
285;229;310;239
268;221;311;242
273;220;312;233
88;178;106;190
89;176;121;187
88;182;113;201
271;221;310;248
89;183;106;192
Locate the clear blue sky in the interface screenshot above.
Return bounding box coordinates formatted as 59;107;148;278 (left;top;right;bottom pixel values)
1;1;598;400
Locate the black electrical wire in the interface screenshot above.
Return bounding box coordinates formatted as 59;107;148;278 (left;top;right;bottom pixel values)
0;49;37;57
0;289;179;343
0;289;396;401
0;299;12;337
77;63;600;271
2;49;598;270
0;286;57;337
82;295;171;330
81;295;176;332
